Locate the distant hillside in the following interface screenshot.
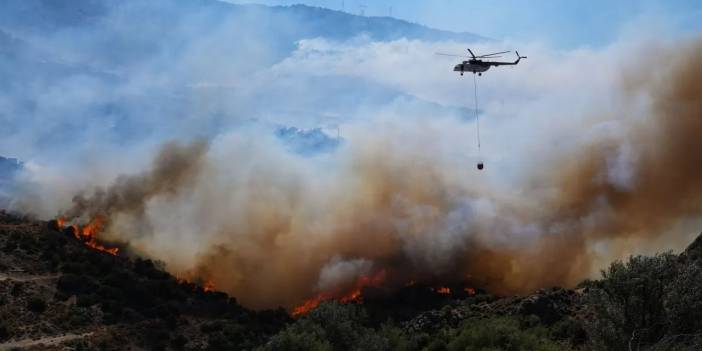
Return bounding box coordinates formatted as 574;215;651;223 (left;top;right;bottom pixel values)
0;0;482;157
0;0;485;43
261;4;486;43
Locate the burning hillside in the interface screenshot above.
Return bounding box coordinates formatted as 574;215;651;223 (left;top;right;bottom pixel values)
50;216;119;256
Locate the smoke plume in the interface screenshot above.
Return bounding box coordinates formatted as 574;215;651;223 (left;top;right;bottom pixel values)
56;38;702;309
62;141;208;232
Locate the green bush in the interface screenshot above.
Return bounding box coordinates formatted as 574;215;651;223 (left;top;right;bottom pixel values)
378;323;416;351
67;307;93;326
665;262;702;333
262;324;332;351
446;317;559;351
548;317;586;346
585;253;679;350
263;302;385;351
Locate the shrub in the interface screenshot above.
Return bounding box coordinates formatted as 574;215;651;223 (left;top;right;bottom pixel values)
67;307;93;327
447;317;559;351
57;273;98;294
263;302;383;351
585;253;679;350
665;262;702;334
548;317;586;346
201;321;225;334
0;322;9;341
27;297;47;313
10;282;23;296
378;323;415;351
262;324;332;351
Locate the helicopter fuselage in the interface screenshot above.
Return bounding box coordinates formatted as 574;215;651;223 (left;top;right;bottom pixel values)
454;60;491;75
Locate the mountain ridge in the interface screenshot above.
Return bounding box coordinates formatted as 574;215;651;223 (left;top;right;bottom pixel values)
0;0;486;43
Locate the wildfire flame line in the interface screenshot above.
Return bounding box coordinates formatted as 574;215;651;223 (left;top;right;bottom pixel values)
56;216;119;256
291;272;478;317
176;273;217;293
291;270;387;317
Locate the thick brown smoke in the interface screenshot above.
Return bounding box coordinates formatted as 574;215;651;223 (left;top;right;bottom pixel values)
62;141;208;225
62;39;702;309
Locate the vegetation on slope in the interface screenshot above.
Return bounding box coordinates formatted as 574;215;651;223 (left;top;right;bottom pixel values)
2;209;702;350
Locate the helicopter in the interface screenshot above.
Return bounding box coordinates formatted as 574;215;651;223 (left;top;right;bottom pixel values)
437;49;526;76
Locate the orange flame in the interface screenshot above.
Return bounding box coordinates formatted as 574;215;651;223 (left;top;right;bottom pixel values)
54;216;119;256
436;287;451;295
176;274;216;293
464;287;476;295
80;216;119;256
203;280;216;293
292;270;387;317
291;295;325;317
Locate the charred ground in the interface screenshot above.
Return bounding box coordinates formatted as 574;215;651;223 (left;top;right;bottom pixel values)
2;210;702;350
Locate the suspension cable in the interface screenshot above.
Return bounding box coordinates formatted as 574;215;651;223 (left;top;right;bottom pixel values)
473;73;481;152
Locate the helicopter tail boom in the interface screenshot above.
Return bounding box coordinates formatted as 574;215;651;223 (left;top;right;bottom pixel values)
514;51;527;64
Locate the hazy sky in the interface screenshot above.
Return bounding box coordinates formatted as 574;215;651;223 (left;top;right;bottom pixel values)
221;0;702;47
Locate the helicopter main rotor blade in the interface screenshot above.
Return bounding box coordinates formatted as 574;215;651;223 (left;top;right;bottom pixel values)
477;50;511;58
435;53;468;57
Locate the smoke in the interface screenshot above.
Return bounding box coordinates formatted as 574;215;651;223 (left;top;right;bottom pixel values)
4;1;702;309
61;140;208;224
53;38;702;309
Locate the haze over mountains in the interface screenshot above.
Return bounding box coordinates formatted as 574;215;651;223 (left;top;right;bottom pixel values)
0;0;484;170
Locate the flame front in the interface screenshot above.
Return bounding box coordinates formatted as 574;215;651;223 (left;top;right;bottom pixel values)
176;273;217;293
203;280;216;292
436;287;451;295
55;216;119;256
80;216;119;255
291;295;325;316
292;270;387;317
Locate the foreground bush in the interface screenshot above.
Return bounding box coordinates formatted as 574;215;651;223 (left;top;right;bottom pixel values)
262;302;387;351
584;252;702;350
446;317;559;351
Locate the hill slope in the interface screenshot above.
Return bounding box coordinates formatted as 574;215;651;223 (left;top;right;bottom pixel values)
2;211;702;350
0;211;289;350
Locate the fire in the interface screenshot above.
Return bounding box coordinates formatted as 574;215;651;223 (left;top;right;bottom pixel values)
464;287;476;296
291;295;324;317
292;270;387;317
436;287;451;295
176;273;216;293
54;216;119;256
